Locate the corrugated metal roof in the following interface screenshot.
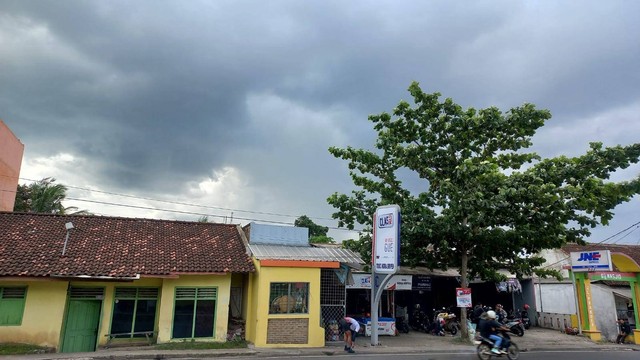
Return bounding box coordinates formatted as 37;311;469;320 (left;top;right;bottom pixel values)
248;244;365;264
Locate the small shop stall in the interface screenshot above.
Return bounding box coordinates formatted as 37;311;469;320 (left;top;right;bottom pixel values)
346;273;413;336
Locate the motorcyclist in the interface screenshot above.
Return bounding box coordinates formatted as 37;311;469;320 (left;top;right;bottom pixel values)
478;310;510;354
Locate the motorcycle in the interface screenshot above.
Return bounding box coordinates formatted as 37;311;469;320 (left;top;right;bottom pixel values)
435;307;459;335
503;318;524;337
410;306;430;332
476;329;520;360
519;310;531;330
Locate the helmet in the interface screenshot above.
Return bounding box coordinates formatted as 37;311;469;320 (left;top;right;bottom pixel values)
487;310;497;319
523;304;530;310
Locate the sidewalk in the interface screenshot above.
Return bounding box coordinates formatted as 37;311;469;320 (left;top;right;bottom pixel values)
4;327;638;360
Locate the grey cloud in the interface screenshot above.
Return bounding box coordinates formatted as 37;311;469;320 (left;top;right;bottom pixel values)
1;1;639;242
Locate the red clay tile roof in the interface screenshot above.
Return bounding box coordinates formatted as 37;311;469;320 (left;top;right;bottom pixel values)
562;242;640;271
0;212;255;279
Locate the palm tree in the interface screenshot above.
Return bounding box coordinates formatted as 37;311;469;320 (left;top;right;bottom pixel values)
14;178;90;215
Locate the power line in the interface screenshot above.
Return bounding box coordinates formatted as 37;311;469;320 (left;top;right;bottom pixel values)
538;219;640;270
610;225;640;245
15;176;340;223
65;197;365;232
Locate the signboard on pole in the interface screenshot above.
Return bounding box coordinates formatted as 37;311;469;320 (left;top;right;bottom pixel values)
372;205;401;274
456;288;472;308
347;274;412;290
570;250;612;272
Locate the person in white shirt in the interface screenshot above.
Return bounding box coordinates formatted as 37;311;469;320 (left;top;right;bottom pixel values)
341;317;360;353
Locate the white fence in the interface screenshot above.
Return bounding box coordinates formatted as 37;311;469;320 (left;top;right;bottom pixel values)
537;312;574;331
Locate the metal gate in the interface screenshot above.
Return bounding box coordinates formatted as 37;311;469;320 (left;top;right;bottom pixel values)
320;269;346;342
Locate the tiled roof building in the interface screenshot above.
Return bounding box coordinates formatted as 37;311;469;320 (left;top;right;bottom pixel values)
0;212;255;279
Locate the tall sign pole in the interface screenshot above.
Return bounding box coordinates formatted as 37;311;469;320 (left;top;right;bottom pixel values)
371;204;400;346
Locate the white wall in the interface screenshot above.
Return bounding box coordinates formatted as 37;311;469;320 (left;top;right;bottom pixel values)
591;284;618;341
592;285;633;342
536;282;575;314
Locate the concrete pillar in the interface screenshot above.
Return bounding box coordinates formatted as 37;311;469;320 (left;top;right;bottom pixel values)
632;276;640;344
574;272;601;341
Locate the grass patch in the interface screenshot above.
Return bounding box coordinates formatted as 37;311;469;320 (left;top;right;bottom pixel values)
0;343;53;355
154;339;248;350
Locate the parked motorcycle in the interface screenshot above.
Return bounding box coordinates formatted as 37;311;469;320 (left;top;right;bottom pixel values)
395;315;410;333
410;305;430;332
476;329;519;360
503;318;524;337
519;307;531;330
435;307;459;335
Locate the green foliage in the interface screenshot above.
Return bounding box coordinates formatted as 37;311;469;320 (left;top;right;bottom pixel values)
294;215;335;243
13;178;90;215
328;82;640;283
309;235;335;244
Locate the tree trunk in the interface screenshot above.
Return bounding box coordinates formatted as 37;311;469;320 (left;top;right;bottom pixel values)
460;249;469;341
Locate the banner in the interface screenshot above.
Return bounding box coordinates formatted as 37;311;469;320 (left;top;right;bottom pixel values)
347;274;412;290
456;287;472;308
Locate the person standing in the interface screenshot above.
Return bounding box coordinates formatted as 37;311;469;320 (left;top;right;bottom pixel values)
616;318;631;344
495;304;508;323
472;302;484;325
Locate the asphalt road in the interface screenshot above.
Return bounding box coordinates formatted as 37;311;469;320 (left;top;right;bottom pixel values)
196;350;639;360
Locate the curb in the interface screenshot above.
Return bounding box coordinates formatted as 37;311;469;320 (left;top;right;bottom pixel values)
4;343;640;360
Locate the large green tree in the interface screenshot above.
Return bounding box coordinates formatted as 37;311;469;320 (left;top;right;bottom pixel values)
328;82;640;338
13;178;90;215
294;215;335;244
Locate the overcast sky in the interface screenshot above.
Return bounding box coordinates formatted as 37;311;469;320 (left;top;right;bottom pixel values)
2;1;639;244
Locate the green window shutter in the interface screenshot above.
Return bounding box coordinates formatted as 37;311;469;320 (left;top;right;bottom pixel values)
115;288;138;299
0;287;27;326
176;288;197;299
197;288;217;299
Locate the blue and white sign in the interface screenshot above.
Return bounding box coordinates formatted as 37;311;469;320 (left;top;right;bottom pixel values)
570;250;612;272
372;205;401;274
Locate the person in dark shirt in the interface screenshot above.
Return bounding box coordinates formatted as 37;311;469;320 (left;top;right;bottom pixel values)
478;310;509;354
472;303;484;325
616;318;631;344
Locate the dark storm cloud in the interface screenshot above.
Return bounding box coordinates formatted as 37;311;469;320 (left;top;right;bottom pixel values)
1;1;638;242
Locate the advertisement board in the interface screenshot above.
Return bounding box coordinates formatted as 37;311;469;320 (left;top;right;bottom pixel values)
347;274;412;290
412;275;432;291
373;205;401;274
456;288;472;308
570;250;612;272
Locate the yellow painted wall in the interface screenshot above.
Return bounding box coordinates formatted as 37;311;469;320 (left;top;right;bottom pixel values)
0;280;67;348
156;274;232;343
245;259;261;343
246;263;324;348
1;275;234;350
611;254;640;272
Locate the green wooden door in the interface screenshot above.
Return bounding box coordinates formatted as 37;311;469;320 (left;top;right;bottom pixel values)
61;300;101;352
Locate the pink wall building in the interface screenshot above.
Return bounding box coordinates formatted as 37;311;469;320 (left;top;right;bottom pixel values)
0;119;24;211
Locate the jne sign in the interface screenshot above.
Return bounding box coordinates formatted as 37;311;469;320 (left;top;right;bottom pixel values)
569;250;612;272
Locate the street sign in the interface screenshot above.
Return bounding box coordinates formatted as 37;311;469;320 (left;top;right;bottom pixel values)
372;205;401;274
570;250;612;272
